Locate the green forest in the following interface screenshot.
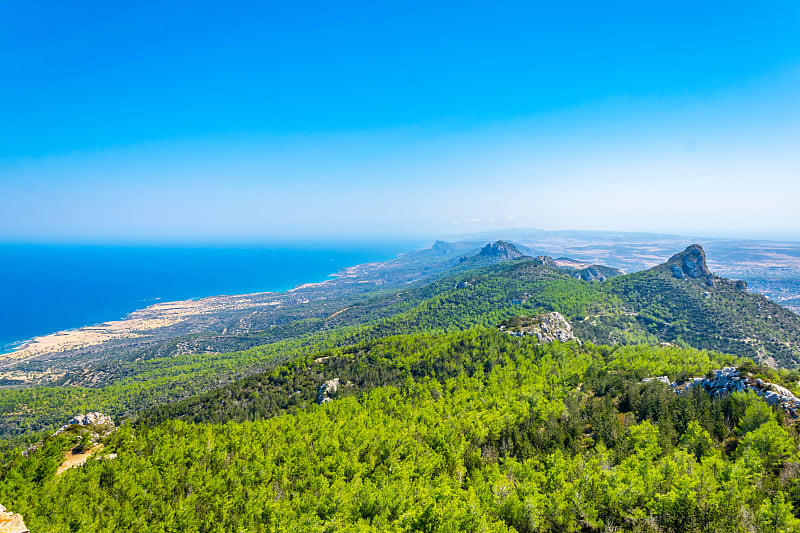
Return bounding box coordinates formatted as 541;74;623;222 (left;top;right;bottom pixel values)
3;331;800;532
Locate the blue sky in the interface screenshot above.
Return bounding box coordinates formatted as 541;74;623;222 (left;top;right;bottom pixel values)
1;1;799;243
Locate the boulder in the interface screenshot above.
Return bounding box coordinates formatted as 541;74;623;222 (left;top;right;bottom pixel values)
0;504;29;533
317;378;341;404
69;412;114;427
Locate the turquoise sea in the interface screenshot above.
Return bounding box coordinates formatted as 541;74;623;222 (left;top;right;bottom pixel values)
0;242;419;352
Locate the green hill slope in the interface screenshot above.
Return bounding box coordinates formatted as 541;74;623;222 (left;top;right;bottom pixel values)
325;244;800;366
4;330;800;532
599;245;800;367
347;244;800;367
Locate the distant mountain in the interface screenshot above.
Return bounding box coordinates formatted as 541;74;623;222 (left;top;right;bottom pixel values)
665;243;712;279
598;244;800;367
430;239;470;255
434;240;531;275
333;243;800;367
475;240;526;260
460;228;800;313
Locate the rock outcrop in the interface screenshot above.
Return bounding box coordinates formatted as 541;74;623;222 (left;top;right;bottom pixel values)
53;412;115;437
644;366;800;419
498;312;579;343
531;255;558;269
0;504;29;533
69;412;115;427
476;241;525;261
317;378;341;404
643;375;672;386
667;244;712;280
576;266;605;281
573;265;624;282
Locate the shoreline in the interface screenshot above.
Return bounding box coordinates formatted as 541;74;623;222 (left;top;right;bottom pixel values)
0;339;32;356
0;266;352;365
0;242;411;367
0;292;277;366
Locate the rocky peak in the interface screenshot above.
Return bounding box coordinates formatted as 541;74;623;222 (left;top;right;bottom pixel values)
531;255;557;269
476;241;524;260
431;240;458;254
666;244;711;279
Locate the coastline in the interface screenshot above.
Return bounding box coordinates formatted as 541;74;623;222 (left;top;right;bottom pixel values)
0;243;411;368
0;291;284;367
0;244;415;377
0;266;350;367
0;339;32;357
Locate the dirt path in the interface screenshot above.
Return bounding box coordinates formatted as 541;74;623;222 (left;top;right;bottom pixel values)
56;444;103;476
326;306;352;320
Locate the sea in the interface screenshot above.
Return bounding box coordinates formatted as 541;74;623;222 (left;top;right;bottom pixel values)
0;242;420;353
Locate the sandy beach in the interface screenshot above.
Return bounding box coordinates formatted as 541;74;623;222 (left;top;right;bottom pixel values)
0;257;387;373
0;292;283;368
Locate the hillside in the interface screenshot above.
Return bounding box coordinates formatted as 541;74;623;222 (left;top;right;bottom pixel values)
326;244;800;367
4;330;800;532
601;245;800;367
2;239;794;390
0;239;523;388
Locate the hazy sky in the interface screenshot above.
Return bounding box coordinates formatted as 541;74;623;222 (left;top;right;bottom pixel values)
2;1;799;243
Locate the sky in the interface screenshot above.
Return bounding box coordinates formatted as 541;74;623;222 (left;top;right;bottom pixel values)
1;1;799;244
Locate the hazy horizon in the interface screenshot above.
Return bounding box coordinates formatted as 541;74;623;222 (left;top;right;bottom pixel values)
2;2;799;243
4;226;800;251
